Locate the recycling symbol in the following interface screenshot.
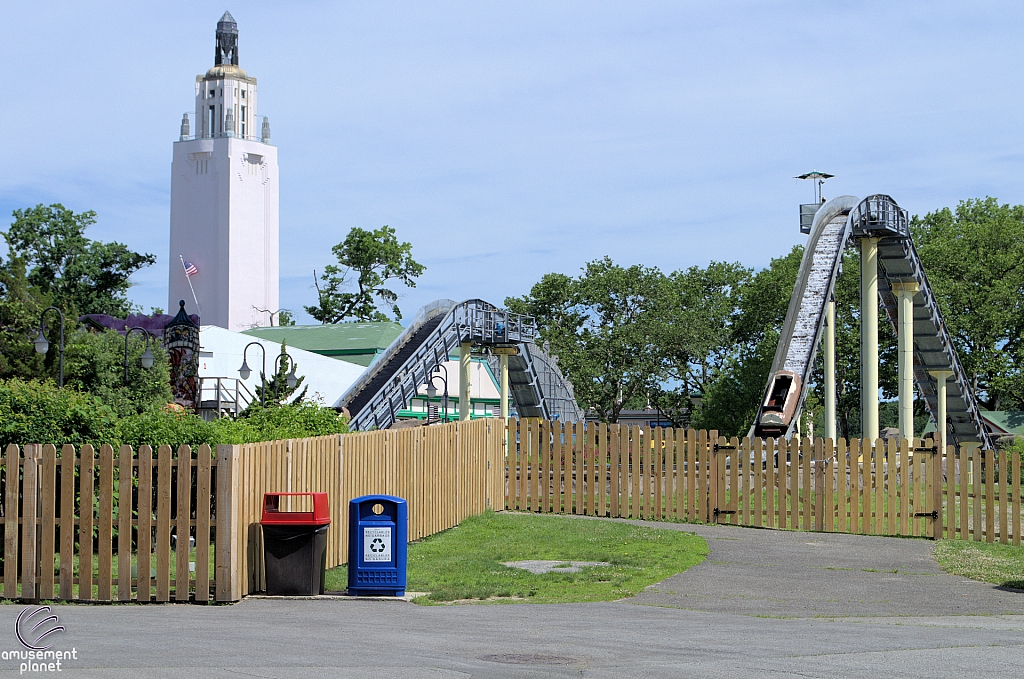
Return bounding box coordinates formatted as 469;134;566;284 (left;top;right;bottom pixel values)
369;537;386;553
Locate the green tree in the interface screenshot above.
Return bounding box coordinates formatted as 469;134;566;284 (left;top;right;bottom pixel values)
911;198;1024;410
2;204;155;317
62;329;173;417
508;257;670;422
306;225;425;323
252;341;308;407
651;261;751;425
694;247;803;435
0;256;50;380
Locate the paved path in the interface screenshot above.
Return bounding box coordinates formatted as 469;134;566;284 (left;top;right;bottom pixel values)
625;519;1024;617
0;520;1020;678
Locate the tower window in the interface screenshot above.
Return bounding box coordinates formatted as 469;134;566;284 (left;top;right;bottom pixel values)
241;106;246;137
208;90;215;99
208;105;215;137
241;90;246;99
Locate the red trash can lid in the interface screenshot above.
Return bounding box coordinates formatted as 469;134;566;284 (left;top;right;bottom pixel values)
261;492;330;525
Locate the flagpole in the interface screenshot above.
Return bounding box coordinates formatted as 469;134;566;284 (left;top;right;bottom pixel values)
180;255;202;316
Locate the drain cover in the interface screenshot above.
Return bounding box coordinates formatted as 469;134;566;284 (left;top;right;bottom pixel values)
479;653;576;666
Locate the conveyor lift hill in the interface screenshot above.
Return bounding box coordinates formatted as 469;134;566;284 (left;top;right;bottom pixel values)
340;299;582;431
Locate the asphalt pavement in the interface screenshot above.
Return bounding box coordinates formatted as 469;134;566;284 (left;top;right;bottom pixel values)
0;518;1020;678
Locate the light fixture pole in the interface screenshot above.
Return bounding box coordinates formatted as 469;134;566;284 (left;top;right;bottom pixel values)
124;327;156;385
238;341;267;407
272;350;298;400
425;364;449;423
34;306;65;388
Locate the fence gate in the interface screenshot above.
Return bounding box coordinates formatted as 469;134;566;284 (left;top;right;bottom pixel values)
505;421;1020;544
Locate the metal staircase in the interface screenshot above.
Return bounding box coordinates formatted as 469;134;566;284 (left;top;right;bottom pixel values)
857;195;993;449
486;341;583;422
339;299;583;430
751;194;992;448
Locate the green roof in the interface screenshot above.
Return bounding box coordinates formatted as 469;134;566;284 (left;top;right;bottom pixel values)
922;410;1024;436
242;322;404;366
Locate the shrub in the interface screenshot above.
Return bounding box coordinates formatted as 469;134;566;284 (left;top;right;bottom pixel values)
114;408;220;448
63;328;173;417
0;378;117;448
1;378;350;449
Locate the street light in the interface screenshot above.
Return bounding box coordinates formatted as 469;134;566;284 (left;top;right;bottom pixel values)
273;350;298;400
238;341;267;407
425;364;449;423
124;327;156;385
34;307;65;388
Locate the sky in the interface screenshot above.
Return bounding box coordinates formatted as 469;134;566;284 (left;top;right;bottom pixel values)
2;1;1022;325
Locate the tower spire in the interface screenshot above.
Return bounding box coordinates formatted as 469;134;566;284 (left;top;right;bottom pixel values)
215;11;238;66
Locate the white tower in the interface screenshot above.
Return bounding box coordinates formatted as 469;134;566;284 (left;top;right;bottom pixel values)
168;11;279;330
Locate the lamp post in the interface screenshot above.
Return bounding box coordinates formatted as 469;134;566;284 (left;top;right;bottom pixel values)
425;364;449;423
34;306;65;388
123;327;156;385
272;351;298;400
238;341;267;407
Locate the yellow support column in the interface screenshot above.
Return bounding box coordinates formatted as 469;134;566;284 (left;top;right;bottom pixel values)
825;298;837;441
459;342;472;421
930;370;952;454
860;238;879;440
893;281;919;441
492;347;518;421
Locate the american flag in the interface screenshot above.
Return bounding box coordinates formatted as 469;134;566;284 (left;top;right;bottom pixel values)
183;260;198;277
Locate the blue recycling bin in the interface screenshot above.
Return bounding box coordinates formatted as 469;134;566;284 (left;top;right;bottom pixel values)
348;495;408;596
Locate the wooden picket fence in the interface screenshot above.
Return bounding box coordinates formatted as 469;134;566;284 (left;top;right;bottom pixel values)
1;418;506;603
505;420;1023;544
1;443;224;603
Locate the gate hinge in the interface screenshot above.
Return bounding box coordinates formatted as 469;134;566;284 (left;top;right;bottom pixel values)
713;508;736;517
713;444;737;452
913;511;938;519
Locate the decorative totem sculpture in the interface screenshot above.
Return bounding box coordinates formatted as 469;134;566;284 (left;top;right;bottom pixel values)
164;300;200;411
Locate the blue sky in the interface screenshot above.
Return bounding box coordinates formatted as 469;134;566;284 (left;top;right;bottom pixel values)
2;2;1022;325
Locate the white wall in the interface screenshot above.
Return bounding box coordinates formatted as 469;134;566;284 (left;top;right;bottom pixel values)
168;135;278;330
198;326;364;408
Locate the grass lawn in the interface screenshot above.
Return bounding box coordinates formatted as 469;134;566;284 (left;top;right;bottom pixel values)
934;539;1024;589
325;510;707;604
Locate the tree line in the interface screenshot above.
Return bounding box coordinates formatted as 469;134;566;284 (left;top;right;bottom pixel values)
508;198;1024;438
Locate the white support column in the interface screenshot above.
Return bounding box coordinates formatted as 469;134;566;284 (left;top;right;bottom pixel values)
825;298;837;441
860;238;879;441
930;370;953;454
459;342;472;421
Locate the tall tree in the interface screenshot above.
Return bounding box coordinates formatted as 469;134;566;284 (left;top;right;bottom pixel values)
0;256;50;380
2;204;155;317
694;247;803;435
911;198;1024;410
647;261;750;426
507;257;669;422
306;226;425;323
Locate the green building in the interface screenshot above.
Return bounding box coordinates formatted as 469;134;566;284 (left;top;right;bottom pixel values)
242;322;404;367
242;322;504;423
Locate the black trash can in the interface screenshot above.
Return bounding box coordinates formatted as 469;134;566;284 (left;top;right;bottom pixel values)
261;492;330;596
